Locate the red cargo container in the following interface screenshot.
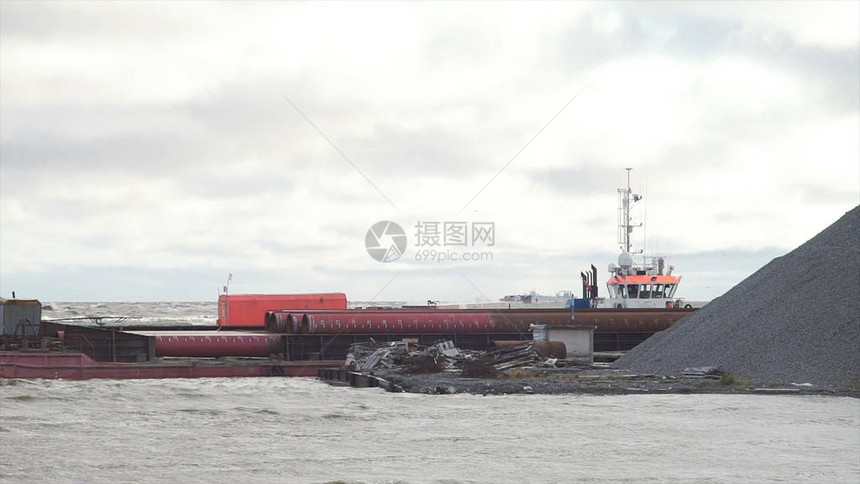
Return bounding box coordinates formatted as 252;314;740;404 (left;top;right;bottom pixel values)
216;293;347;328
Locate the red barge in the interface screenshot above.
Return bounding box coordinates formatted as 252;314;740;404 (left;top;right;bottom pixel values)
0;352;337;379
1;293;694;380
0;294;349;380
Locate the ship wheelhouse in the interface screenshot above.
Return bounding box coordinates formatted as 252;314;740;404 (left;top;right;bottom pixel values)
598;269;682;308
606;275;680;301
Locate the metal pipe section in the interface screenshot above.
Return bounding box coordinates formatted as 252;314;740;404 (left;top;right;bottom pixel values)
303;311;494;334
279;309;690;335
153;333;282;357
487;310;682;333
265;312;302;334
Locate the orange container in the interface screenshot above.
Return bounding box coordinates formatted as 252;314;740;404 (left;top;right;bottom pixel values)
216;293;347;328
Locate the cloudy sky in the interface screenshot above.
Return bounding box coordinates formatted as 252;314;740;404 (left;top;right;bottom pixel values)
1;1;858;303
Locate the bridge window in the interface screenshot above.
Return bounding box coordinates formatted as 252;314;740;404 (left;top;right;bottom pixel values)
653;284;665;298
665;284;677;298
639;284;652;298
627;284;638;298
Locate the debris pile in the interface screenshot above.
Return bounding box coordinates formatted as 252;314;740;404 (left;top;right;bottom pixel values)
346;340;462;374
461;343;546;378
477;343;542;371
681;366;724;380
615;206;860;390
347;340;411;372
345;339;576;377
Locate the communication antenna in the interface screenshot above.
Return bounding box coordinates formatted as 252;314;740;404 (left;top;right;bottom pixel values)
618;168;642;254
643;164;649;254
223;273;233;329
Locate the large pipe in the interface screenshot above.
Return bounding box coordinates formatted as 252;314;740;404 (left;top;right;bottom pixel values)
288;309;691;335
153;333;282;357
303;311;494;334
487;310;683;333
265;312;302;334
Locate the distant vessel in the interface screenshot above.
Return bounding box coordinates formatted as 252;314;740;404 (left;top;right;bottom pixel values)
592;169;686;309
500;290;574;306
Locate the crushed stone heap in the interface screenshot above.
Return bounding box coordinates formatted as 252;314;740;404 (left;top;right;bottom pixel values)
614;205;859;390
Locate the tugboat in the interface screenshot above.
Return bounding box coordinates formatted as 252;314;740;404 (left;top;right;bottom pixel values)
593;169;688;309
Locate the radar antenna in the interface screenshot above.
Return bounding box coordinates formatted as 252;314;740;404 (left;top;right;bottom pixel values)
617;168;643;253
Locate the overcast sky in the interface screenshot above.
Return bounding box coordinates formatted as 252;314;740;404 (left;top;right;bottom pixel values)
1;1;858;303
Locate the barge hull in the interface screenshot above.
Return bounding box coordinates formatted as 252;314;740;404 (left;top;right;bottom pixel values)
0;352;341;380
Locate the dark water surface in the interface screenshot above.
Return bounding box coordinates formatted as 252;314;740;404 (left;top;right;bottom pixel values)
1;378;858;483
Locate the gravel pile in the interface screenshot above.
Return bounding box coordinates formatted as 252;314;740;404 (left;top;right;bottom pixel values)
614;205;859;390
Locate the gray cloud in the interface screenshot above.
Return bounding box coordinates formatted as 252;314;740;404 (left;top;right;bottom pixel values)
526;165;628;197
1;3;856;302
0;2;235;43
795;183;860;205
623;5;859;113
1;131;196;176
340;124;484;175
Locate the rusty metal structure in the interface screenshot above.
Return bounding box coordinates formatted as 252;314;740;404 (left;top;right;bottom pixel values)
1;298;42;347
265;308;694;360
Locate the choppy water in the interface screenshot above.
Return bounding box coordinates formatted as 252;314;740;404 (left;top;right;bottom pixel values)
1;379;858;483
42;301;219;327
3;302;859;483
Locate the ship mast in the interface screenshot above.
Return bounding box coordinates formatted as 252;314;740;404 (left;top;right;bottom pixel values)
618;168;640;254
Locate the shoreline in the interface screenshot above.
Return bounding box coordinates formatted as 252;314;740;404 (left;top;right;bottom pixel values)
364;369;860;397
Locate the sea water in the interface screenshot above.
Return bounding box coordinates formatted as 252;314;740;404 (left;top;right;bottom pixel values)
1;302;858;483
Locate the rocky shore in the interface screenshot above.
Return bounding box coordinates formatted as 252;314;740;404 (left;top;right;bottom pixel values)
614;206;859;391
370;367;859;397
